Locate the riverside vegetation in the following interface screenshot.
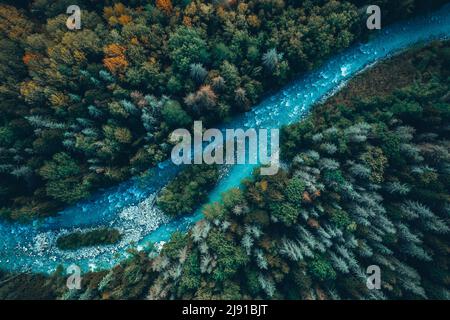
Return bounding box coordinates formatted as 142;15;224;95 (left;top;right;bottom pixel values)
1;40;448;300
56;228;122;250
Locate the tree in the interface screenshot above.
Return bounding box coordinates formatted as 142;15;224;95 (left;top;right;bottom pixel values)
189;63;207;83
103;44;128;75
0;4;33;41
285;177;306;205
168;26;209;73
309;257;336;281
184;85;217;114
156;0;173;14
39;153;91;204
270;203;299;226
262;48;282;72
361;147;387;183
161;99;192;128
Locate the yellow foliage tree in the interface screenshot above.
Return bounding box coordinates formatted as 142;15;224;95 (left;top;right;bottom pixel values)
114;127;133;144
0;4;33;41
49;92;69;109
247;14;261;28
104;3;131;26
20;80;43;104
113;3;126;15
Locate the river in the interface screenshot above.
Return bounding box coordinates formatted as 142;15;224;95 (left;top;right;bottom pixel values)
1;4;449;274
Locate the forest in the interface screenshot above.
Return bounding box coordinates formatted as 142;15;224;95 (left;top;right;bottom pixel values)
1;0;447;221
0;39;448;300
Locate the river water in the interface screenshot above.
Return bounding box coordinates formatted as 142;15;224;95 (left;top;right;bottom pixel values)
1;4;449;274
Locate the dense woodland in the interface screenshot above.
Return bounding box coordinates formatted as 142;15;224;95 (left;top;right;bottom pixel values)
1;41;448;300
0;0;447;221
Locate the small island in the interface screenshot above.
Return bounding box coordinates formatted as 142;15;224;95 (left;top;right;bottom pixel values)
56;228;122;251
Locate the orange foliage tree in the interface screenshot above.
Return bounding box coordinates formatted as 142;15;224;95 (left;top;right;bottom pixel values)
22;53;38;65
156;0;173;14
104;3;132;26
103;44;128;75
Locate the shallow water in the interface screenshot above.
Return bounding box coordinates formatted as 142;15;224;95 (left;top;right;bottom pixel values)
1;5;449;274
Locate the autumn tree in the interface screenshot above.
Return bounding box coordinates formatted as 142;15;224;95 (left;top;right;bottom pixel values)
103;44;128;75
156;0;173;14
